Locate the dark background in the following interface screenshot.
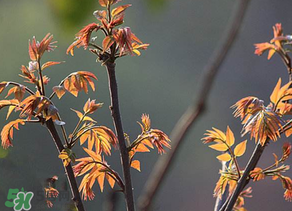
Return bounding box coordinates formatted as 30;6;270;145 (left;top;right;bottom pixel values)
0;0;292;210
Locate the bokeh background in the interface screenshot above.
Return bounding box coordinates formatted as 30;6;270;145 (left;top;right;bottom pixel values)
0;0;292;210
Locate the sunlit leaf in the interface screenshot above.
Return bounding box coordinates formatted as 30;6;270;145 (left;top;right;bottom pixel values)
83;147;102;162
6;106;16;120
97;172;105;192
102;36;115;52
226;126;235;147
42;61;63;70
52;86;66;99
131;160;141;171
209;143;228;152
111;4;131;18
216;153;231;162
234;140;247;157
270;78;282;104
71;108;83;119
1;119;25;149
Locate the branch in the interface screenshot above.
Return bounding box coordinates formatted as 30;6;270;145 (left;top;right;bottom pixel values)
106;62;135;211
221;118;292;211
45;119;86;211
220;143;264;211
137;0;251;210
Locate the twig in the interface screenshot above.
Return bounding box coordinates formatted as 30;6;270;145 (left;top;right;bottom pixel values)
137;0;251;210
106;62;135;211
221;119;292;211
45;119;86;211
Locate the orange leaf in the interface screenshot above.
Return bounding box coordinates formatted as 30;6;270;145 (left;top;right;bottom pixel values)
97;172;105;192
234;140;247;157
225;126;235;147
111;4;131;18
134;143;150;152
131;160;141;171
102;36;115;52
106;174;115;188
285;127;292;138
216;153;231;162
71;109;83;119
83;147;101;162
99;0;108;7
209;143;228;152
212;127;226;140
270;78;282;104
6;106;16;120
52;86;66;99
1;119;25;149
42;61;63;70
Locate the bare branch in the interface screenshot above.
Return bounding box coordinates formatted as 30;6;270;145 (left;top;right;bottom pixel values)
137;0;251;210
106;62;135;211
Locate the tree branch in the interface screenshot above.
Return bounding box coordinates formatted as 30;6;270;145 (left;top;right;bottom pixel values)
220;143;264;211
137;0;251;210
105;62;135;211
45;119;86;211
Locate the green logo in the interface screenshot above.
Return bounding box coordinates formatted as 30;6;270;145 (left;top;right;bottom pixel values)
5;188;34;211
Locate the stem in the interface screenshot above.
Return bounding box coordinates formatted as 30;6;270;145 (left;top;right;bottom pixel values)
45;119;86;211
69;113;87;145
138;0;250;210
37;59;46;96
8;82;36;96
105;62;135;211
56;113;69;147
220;143;265;211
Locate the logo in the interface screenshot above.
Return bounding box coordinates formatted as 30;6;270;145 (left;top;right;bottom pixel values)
5;188;34;211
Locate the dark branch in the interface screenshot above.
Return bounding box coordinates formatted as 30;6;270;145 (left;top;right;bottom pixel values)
137;0;251;210
106;62;135;211
45;119;86;211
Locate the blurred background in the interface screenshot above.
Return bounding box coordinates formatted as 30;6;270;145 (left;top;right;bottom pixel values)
0;0;292;210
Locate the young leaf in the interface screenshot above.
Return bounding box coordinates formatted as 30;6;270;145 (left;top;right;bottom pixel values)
52;86;66;99
71;109;83;120
1;119;25;149
102;36;115;52
6;106;16;120
111;4;131;18
270;78;282;104
234;140;247;157
131;160;141;171
209;143;228;152
42;61;63;70
226;126;235;147
216;153;231;162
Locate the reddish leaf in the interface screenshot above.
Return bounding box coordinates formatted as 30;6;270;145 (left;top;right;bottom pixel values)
42;61;63;70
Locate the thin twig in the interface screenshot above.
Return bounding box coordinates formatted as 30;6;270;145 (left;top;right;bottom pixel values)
8;82;36;96
137;0;251;210
37;59;46;96
106;62;135;211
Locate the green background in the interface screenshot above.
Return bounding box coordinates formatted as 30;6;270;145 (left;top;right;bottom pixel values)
0;0;292;210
